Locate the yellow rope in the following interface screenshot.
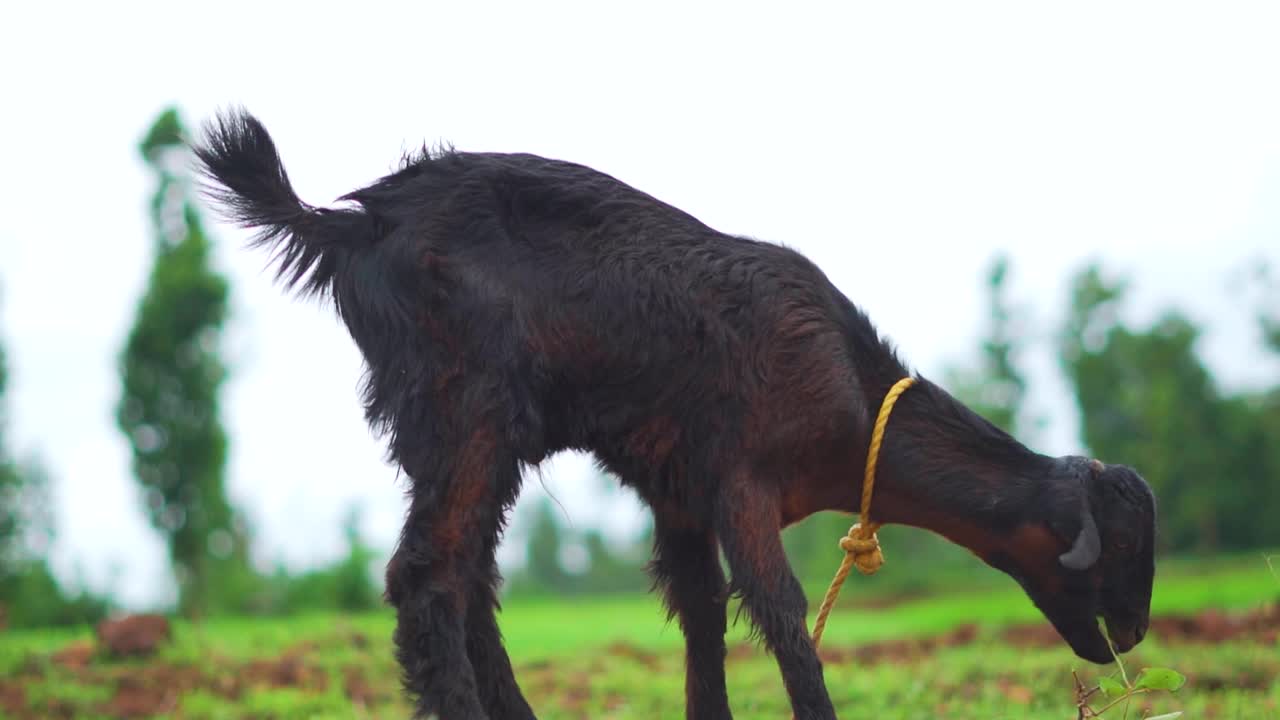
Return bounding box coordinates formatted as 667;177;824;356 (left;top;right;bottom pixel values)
809;376;916;649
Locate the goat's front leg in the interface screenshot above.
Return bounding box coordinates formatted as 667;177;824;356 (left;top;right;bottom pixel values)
715;469;835;720
649;517;732;720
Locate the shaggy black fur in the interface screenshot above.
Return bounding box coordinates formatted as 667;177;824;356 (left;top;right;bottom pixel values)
194;109;1156;720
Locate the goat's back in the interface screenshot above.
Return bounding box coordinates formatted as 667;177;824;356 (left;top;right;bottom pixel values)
197;111;886;477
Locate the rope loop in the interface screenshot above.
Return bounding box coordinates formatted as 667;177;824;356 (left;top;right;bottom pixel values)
808;376;916;654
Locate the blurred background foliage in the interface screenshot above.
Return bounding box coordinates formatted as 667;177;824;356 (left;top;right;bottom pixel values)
0;106;1277;630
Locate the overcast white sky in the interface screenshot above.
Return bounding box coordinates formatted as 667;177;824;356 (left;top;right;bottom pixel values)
2;2;1278;608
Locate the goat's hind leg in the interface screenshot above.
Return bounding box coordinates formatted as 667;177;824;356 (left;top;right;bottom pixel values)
649;515;732;719
385;425;530;719
467;547;537;718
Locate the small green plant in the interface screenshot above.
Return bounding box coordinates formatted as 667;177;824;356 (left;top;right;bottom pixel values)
1072;630;1186;719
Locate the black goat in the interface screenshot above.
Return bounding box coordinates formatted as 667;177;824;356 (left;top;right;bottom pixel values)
194;109;1157;720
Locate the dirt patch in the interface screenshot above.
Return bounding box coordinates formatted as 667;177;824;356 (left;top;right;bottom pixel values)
552;671;622;719
843;590;927;611
348;631;370;650
8;605;1277;717
0;681;25;715
995;677;1034;704
3;642;341;719
244;653;329;692
97;614;171;658
1187;662;1280;692
24;696;78;720
999;622;1065;648
51;641;95;669
343;665;384;707
1003;605;1280;648
105;676;180;719
602;641;661;670
1148;606;1280;644
726;606;1279;671
820;623;979;666
99;664;207;718
726;622;982;667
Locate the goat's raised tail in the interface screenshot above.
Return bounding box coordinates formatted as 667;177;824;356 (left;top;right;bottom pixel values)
193;108;373;297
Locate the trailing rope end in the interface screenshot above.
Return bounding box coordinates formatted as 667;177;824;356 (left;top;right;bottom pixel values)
839;524;883;575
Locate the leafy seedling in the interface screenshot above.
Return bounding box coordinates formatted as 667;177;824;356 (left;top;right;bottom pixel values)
1071;624;1185;719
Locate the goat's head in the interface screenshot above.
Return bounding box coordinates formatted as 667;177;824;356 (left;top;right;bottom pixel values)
994;456;1156;664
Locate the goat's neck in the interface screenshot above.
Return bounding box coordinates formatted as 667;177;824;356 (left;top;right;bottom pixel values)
866;380;1058;561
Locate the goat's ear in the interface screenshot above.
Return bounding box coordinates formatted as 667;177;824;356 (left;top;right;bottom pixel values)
1059;508;1101;570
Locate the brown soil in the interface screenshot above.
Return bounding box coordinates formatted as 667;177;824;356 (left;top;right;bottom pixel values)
96;614;172;659
731;606;1280;671
7;605;1275;718
105;676;180;719
342;665;383;707
51;640;95;669
0;681;25;715
1003;604;1280;648
844;590;927;610
726;622;983;667
243;653;329;692
602;640;662;670
2;646;361;719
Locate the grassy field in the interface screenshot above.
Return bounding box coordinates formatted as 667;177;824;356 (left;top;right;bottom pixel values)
1;555;1277;719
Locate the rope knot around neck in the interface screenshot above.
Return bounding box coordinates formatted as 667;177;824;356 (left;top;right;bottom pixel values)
809;376;916;649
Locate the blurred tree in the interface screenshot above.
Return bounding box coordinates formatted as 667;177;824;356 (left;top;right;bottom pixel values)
505;481;654;597
575;529;651;595
1059;264;1280;553
780;512;847;589
522;497;569;593
1255;260;1280;354
247;505;381;615
944;253;1041;439
1263;318;1280;356
0;298;37;579
332;506;380;611
117;107;253;617
0;293;109;628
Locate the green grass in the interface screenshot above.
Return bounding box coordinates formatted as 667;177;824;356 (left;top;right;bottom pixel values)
492;552;1280;659
1;556;1276;719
